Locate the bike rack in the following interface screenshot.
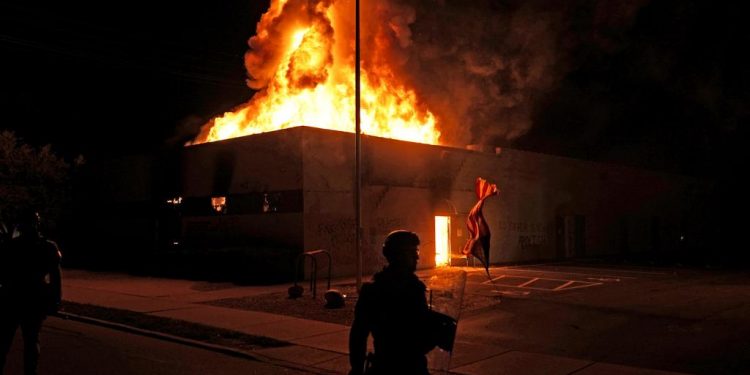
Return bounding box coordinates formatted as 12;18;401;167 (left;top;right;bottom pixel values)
293;249;332;299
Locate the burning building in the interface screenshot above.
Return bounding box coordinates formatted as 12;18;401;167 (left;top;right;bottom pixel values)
67;0;709;280
183;126;705;277
71;126;705;280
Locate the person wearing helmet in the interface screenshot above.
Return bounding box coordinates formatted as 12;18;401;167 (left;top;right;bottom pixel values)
0;210;62;375
349;230;433;375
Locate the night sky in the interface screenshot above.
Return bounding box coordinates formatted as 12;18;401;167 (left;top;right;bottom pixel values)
0;0;269;158
1;0;746;180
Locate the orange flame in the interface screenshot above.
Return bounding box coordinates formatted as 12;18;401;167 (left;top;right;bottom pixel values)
190;0;439;145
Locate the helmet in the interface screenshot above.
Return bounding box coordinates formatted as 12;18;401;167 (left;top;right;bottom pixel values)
382;230;420;262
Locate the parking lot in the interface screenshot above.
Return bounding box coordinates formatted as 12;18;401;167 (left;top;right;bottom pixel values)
451;261;750;374
465;262;674;294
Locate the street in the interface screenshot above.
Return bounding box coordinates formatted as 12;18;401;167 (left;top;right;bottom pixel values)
2;317;313;375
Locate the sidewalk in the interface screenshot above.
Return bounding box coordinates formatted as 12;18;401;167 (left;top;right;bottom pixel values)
60;269;690;375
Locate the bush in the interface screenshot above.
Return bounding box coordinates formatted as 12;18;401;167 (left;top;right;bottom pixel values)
0;130;77;236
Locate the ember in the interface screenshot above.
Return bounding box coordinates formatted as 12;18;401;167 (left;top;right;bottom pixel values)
191;0;439;146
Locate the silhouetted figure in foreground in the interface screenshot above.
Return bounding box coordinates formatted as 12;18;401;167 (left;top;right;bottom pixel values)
0;211;62;375
349;230;433;375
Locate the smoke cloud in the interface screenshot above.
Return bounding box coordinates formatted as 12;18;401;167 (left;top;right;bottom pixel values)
236;0;651;147
367;0;650;146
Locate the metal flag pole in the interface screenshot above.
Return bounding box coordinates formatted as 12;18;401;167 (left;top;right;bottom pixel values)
355;0;363;291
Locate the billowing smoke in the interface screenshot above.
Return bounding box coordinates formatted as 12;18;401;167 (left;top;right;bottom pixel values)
364;0;650;146
245;0;335;90
219;0;651;147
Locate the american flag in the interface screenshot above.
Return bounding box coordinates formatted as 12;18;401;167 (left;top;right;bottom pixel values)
462;177;499;277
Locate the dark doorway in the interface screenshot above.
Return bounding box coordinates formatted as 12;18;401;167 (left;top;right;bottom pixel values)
557;215;586;258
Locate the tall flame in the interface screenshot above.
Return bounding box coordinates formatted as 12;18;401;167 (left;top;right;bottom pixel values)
191;0;439;145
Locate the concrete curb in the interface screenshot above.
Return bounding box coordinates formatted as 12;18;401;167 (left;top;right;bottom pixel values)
55;311;339;375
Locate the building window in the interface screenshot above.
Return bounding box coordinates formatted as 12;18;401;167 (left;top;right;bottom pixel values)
166;197;183;205
211;196;227;214
262;193;281;213
180;191;302;216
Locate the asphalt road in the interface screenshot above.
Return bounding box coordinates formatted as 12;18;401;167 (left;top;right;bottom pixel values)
2;317;313;375
457;262;750;374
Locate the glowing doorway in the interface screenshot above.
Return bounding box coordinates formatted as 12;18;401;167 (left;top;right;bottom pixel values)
435;216;451;267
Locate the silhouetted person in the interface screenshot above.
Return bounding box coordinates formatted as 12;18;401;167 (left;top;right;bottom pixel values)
349;230;433;375
0;210;62;375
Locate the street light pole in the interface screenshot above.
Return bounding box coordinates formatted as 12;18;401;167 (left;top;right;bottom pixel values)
355;0;363;292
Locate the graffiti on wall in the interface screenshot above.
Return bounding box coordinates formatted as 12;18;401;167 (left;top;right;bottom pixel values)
316;218;356;244
499;220;550;252
500;221;549;233
517;235;548;251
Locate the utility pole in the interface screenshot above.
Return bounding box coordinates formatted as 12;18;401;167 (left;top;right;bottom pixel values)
355;0;363;291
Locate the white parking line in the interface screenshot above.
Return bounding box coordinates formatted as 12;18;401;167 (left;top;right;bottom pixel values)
554;280;576;290
517;264;669;276
517;278;540;288
480;274;604;292
482;274;607;285
497;267;638;280
586;277;621;282
491;290;531;296
483;274;507;284
558;281;603;290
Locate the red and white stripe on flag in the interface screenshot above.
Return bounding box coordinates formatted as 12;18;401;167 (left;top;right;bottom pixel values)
462;178;499;274
475;177;498;200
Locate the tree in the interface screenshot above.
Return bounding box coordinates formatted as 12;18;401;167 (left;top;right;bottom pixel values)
0;130;74;233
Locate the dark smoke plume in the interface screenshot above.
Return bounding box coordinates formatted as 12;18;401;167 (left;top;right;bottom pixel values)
372;0;649;146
